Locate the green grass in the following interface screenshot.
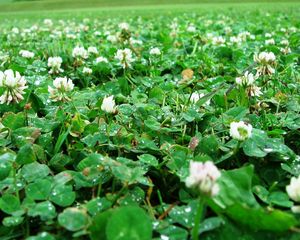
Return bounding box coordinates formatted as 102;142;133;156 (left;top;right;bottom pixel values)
0;0;299;13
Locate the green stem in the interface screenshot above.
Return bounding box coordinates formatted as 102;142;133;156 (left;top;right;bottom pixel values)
97;181;102;197
112;185;127;206
12;163;20;200
192;197;205;240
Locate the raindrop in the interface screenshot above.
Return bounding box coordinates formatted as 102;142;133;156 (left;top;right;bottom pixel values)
185;207;191;213
161;235;169;240
264;148;273;153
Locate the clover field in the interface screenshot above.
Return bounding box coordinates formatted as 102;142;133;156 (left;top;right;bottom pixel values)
0;2;300;240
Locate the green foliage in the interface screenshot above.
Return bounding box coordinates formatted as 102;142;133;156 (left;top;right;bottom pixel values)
0;4;300;240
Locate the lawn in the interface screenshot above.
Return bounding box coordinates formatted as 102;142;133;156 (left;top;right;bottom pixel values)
0;1;300;240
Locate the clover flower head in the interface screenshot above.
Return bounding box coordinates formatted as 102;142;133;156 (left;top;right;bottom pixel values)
48;57;63;74
115;48;134;68
185;161;221;197
212;36;225;45
88;46;98;55
235;71;257;86
119;22;129;31
48;77;74;102
19;50;34;59
187;24;196;33
95;56;108;64
101;95;116;114
254;51;276;75
0;69;28;105
82;67;92;75
72;46;88;59
230;121;252;141
149;47;161;56
287;176;300;202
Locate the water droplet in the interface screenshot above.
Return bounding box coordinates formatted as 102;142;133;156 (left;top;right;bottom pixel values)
185;207;191;213
264;148;273;153
161;235;169;240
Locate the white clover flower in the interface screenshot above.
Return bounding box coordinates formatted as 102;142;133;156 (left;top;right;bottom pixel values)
0;69;28;105
82;67;92;75
118;22;129;31
48;57;63;74
287;176;300;202
280;39;289;46
44;19;53;27
212;36;225;45
190;93;210;106
11;27;19;34
235;71;256;86
230;121;252;141
129;38;143;45
254;51;276;75
19;50;34;59
248;85;262;97
48;77;74;102
238;31;251;41
101;95;116;113
230;36;242;44
265;38;275;45
185;161;221;197
187;24;196;33
250;34;256;40
289;27;297;33
280;47;291;55
115;48;134;68
224;26;232;35
280;27;287;33
95;56;108;64
149;47;161;56
88;46;98;55
107;35;118;43
265;33;272;38
72;46;88;59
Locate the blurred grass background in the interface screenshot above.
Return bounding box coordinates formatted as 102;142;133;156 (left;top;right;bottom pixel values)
0;0;299;13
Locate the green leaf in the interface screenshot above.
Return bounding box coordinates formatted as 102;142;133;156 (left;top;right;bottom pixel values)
89;210;114;240
199;217;225;234
0;194;20;214
158;225;188;240
106;206;152;240
144;118;161;131
195;135;219;160
28;201;56;221
0;153;15;181
86;197;112;216
211;165;258;209
138;154;158;167
11;127;41;148
111;164;149;185
58;208;89;232
49;184;76;207
224;106;249;120
2;112;25;130
21;162;50;182
169;201;197;228
25;178;52;200
77;153;104;171
16;144;36;165
2;216;24;227
226;204;297;232
26;232;55;240
268;192;293;208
